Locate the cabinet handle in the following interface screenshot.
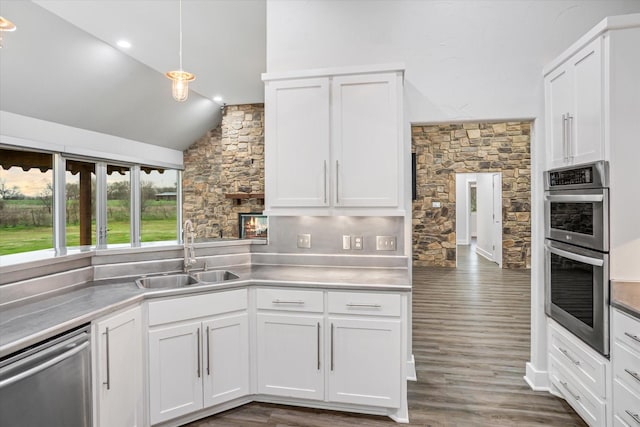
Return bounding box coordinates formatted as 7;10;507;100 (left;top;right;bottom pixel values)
625;368;640;384
560;380;580;401
625;332;640;344
561;113;568;162
330;323;334;371
625;410;640;425
323;160;327;204
272;299;304;305
335;160;339;204
567;114;574;161
558;347;581;366
317;322;321;371
206;326;211;376
346;303;382;308
196;327;201;378
103;327;111;390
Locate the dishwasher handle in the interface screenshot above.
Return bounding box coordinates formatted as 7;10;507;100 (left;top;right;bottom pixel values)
0;341;89;389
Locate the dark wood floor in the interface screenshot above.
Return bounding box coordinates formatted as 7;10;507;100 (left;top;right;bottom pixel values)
185;243;586;427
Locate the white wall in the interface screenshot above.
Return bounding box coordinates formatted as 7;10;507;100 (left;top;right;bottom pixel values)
455;173;476;245
475;173;494;261
266;0;640;124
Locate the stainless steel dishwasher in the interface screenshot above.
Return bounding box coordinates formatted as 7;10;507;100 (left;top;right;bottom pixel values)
0;325;92;427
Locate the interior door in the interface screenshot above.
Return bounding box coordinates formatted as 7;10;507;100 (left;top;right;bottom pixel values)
492;173;502;267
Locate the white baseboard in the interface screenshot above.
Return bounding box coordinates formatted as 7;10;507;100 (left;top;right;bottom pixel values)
524;362;549;391
475;246;493;262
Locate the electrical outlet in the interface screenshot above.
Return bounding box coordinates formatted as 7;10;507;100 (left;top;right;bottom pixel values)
376;236;397;251
432;201;441;208
342;235;351;250
352;235;363;250
297;234;311;249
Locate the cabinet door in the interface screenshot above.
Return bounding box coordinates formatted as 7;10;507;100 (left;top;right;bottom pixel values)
202;313;249;408
264;78;330;208
545;64;573;169
328;317;401;408
331;72;400;207
148;322;203;424
571;38;603;165
257;313;324;400
94;306;142;427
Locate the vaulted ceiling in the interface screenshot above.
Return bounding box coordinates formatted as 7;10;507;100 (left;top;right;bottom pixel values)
0;0;266;151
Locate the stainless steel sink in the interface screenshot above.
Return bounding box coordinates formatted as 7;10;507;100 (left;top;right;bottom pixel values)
191;270;239;283
136;274;199;289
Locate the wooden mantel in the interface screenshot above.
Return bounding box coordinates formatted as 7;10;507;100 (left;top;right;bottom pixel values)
225;193;265;206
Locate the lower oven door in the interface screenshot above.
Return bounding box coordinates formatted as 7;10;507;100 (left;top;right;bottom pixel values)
0;326;92;427
544;188;608;252
545;240;609;356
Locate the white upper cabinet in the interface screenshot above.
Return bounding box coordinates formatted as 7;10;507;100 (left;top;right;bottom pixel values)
264;78;331;208
545;37;603;169
263;65;405;216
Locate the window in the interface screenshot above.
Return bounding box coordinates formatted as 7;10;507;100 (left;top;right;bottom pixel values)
106;165;131;245
65;160;96;247
0;145;182;258
0;148;54;255
470;185;477;213
140;168;178;243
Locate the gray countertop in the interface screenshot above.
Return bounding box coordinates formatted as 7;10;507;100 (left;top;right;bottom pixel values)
0;264;410;358
611;280;640;320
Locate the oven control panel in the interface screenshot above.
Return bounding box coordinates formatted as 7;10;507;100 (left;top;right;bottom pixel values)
549;166;592;187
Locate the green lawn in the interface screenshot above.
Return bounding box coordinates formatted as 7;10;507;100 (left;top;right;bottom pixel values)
0;219;178;255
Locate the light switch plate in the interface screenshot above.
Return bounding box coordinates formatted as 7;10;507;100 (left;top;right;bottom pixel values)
352;235;363;250
342;235;351;250
297;234;311;249
432;201;441;208
376;236;397;251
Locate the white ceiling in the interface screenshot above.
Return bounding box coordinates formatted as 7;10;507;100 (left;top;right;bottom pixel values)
0;0;266;150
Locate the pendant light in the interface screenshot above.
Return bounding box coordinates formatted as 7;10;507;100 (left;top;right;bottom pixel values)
0;16;17;49
165;0;195;102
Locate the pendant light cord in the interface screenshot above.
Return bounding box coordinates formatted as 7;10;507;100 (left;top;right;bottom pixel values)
178;0;183;71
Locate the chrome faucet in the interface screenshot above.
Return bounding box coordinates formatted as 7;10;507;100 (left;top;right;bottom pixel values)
183;219;196;273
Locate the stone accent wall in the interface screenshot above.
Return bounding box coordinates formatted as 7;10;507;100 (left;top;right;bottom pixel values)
183;104;264;238
412;122;531;269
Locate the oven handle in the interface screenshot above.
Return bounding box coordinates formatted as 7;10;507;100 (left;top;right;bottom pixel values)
0;341;89;389
545;194;604;203
546;244;604;267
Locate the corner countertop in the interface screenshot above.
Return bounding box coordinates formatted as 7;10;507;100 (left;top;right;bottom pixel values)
0;264;410;358
611;280;640;320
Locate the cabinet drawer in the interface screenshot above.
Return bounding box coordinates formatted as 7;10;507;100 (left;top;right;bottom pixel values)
328;291;401;317
549;355;606;427
613;342;640;396
148;289;247;326
549;321;607;398
614;309;640;354
256;288;324;312
614;379;640;427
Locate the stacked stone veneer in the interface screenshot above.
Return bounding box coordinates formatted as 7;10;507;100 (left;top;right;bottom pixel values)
412;122;531;269
183;104;264;238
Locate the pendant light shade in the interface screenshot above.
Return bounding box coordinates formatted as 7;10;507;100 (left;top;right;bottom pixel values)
0;16;17;49
166;0;195;102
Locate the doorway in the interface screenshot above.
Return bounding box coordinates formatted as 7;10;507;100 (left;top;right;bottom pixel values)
455;172;502;268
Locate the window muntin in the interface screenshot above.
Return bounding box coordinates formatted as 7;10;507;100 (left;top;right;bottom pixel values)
0;148;54;255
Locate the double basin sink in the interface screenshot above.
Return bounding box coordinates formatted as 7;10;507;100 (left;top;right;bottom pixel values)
136;270;239;290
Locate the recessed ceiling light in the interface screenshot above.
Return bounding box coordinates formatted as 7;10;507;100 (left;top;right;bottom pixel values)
213;96;223;103
116;40;132;49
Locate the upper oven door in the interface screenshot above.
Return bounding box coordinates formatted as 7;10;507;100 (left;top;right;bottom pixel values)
544;188;608;252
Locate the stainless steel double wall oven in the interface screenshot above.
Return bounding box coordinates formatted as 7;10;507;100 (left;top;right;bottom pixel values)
544;161;610;356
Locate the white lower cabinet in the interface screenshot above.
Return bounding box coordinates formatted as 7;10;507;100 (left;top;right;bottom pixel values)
328;317;401;407
147;290;249;425
256;313;324;400
93;306;143;427
612;309;640;427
